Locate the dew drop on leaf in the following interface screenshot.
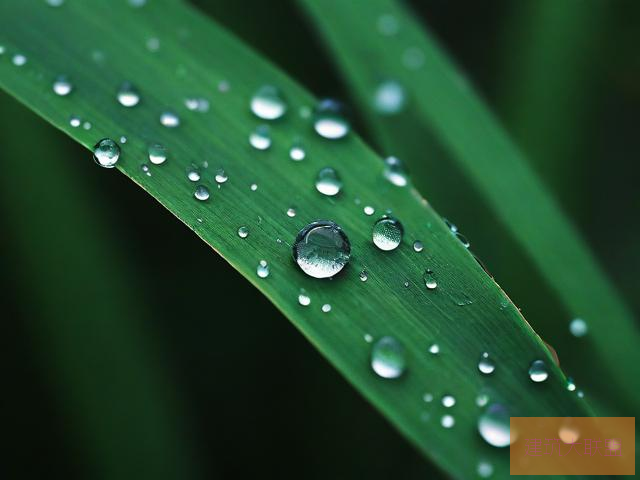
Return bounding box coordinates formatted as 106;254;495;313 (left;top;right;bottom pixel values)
528;360;548;383
148;143;167;165
428;343;440;355
160;111;180;128
117;82;140;107
383;156;408;186
237;226;249;239
292;221;351;279
566;377;576;391
413;240;423;252
298;290;311;306
186;165;201;182
193;185;210;201
424;269;438;290
315;167;343;196
322;303;332;313
372;216;403;251
12;54;27;66
477;461;494;478
313;99;350;139
286;207;296;218
478;404;513;447
371;336;405;379
249;125;272;150
363;206;375;216
256;260;269;278
441;415;455;429
359;270;368;282
442;395;456;408
289;142;306;161
569;318;588;337
478;352;496;375
52;76;73;96
250;85;287;120
69;115;81;128
215;169;228;184
373;80;406;115
92;138;120;168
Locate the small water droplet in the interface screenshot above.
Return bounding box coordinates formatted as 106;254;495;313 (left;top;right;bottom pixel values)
478;352;496;375
577;390;584;398
373;80;406;115
413;240;423;252
428;343;440;355
403;281;410;288
117;82;140;107
383;156;408;187
377;13;399;36
12;54;27;66
146;37;160;52
250;85;287;120
423;393;433;403
569;318;588;337
566;377;576;391
92;138;120;168
364;333;373;343
141;164;151;176
214;169;228;184
160;111;180;128
148;143;167;165
441;414;455;429
423;269;438;290
442;395;456;408
528;360;549;383
478;404;513;447
0;46;4;55
455;232;471;248
186;165;201;181
217;80;230;92
289;141;306;161
286;207;296;218
372;217;403;251
119;136;127;144
52;76;73;96
249;125;272;150
477;461;493;478
298;290;311;306
128;0;147;6
444;218;458;233
237;226;249;239
313;99;349;139
359;270;368;282
46;0;65;6
402;47;425;70
69;115;81;128
293;221;351;279
82;121;92;130
194;185;210;201
256;260;269;278
322;303;332;313
371;336;405;379
476;393;489;407
363;206;375;216
250;183;258;191
315;167;343;196
184;97;209;112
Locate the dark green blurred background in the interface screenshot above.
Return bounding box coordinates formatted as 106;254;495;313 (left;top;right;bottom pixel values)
1;1;638;478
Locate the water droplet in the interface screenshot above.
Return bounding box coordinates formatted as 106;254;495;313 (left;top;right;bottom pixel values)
476;393;489;407
359;270;368;282
413;240;423;252
140;164;151;176
52;76;73;96
292;221;351;279
373;80;406;115
428;343;440;355
315;167;343;196
186;165;201;182
569;318;588;337
194;185;210;201
383;156;408;187
160;111;180;128
456;232;470;248
184;97;209;112
237;226;249;239
377;13;399;36
444;218;458;233
119;136;127;144
250;183;258;191
364;333;373;343
250;85;287;120
423;269;438;290
12;54;27;66
257;260;269;278
478;404;513;447
402;47;425;70
528;360;549;383
441;415;455;429
0;46;4;55
313;99;349;139
423;393;433;403
128;0;147;6
286;207;296;218
403;281;410;288
478;352;496;375
46;0;64;6
289;142;306;161
217;80;230;92
363;206;375;216
82;121;92;130
566;377;576;392
146;37;160;52
322;303;332;313
372;217;403;251
215;169;228;184
92;138;120;168
442;395;456;408
371;336;405;379
477;461;493;478
69;115;81;128
148;143;167;165
116;82;140;107
298;290;311;306
249;125;271;150
577;390;584;398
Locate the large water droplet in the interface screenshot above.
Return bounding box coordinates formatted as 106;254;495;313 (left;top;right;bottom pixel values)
569;318;588;337
160;111;180;128
442;395;456;408
478;404;513;447
93;138;120;168
478;352;496;375
313;99;349;139
148;143;167;165
117;82;140;107
528;360;549;383
250;85;287;120
423;269;438;290
194;185;210;201
372;217;403;251
249;125;271;150
371;336;405;379
257;260;270;278
52;76;73;96
383;156;408;186
292;221;351;279
373;80;406;115
315;167;342;196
